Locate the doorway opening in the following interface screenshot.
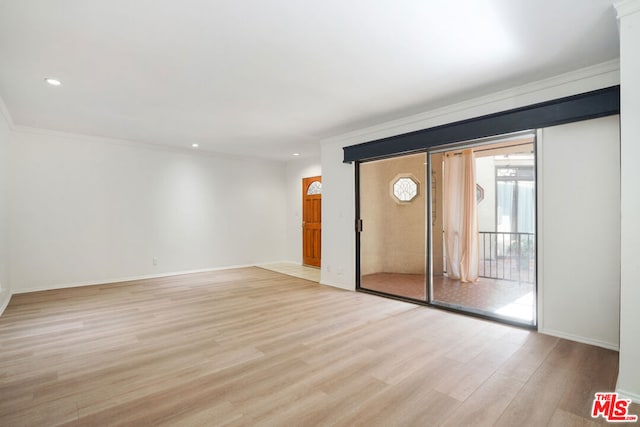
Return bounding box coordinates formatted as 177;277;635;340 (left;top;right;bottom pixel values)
302;176;322;268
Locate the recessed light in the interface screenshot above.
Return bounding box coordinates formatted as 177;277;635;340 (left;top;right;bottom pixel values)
191;143;199;148
292;153;300;156
44;78;61;86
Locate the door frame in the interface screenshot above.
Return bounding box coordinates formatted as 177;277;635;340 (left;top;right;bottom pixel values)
354;153;429;303
355;132;538;329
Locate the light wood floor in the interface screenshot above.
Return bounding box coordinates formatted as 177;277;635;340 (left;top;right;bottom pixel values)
0;267;633;426
257;262;320;282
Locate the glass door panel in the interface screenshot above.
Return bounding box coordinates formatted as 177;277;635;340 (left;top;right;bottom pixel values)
429;138;537;326
358;153;427;301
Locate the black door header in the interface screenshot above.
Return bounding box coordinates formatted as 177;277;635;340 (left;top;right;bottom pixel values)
343;85;620;163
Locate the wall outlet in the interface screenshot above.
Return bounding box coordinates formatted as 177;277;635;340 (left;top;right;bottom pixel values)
152;257;158;266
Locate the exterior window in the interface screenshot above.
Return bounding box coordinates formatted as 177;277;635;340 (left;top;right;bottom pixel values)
496;166;534;233
306;181;322;195
391;176;419;203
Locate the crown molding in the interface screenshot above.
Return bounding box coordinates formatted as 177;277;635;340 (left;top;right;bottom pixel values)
343;86;619;162
10;125;283;164
12;124;183;153
321;59;620;147
615;0;640;18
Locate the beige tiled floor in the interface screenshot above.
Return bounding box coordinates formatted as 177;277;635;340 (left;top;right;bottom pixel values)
257;262;320;282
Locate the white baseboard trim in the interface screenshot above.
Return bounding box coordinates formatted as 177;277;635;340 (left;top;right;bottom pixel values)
616;388;640;404
539;328;619;351
319;280;354;291
255;260;301;267
0;290;12;316
13;263;260;294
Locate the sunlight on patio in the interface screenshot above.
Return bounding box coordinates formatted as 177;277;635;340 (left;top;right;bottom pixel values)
494;291;535;322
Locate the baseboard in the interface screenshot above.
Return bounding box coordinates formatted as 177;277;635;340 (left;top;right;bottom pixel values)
13;263;260;294
0;290;11;316
539;327;619;351
319;280;354;291
616;388;640;404
255;260;300;267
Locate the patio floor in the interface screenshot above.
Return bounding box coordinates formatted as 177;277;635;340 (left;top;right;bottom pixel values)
361;273;535;324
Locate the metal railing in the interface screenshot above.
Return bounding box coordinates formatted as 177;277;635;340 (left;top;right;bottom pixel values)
479;231;535;283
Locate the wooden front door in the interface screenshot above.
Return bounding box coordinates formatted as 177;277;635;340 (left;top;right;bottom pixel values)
302;176;322;267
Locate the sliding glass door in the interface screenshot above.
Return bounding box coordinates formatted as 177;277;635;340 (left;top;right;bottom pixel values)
358;153;427;301
429;136;537;325
356;133;537;327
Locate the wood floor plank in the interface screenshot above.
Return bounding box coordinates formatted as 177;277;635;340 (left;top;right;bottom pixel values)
0;267;623;426
495;339;596;427
441;372;525;426
547;408;601;426
558;343;619;419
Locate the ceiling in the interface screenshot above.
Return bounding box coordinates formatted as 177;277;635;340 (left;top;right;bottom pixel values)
0;1;620;160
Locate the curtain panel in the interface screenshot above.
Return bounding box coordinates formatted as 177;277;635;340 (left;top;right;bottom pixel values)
443;149;479;282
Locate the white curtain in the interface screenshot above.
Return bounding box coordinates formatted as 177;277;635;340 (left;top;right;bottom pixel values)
517;181;535;233
443;149;479;282
496;181;515;232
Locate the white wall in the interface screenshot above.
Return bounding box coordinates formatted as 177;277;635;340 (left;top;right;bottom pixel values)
9;128;287;293
475;156;496;232
320;140;355;290
537;116;620;350
0;105;11;313
284;157;321;264
616;0;640;403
